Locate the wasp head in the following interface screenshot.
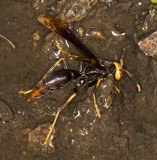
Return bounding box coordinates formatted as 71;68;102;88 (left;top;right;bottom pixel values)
113;62;123;81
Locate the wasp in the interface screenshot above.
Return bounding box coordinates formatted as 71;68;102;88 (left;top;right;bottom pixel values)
19;14;141;145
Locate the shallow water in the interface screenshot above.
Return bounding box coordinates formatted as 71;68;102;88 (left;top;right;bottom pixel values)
1;0;157;159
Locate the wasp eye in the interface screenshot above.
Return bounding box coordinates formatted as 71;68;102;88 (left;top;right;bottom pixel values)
119;69;123;78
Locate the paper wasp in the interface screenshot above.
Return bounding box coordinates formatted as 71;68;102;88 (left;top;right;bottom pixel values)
19;14;141;146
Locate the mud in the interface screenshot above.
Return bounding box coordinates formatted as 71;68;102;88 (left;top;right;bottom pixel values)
0;0;157;160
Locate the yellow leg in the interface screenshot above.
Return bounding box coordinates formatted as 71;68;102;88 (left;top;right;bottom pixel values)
44;109;60;145
58;92;77;112
93;78;101;118
55;40;78;58
114;84;120;93
56;40;94;64
19;89;32;95
44;92;77;145
42;57;65;79
55;40;72;56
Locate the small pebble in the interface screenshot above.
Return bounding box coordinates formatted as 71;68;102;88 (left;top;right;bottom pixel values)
21;128;31;136
33;31;40;41
91;31;106;40
78;27;84;37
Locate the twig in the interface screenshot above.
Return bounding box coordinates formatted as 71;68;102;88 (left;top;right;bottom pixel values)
0;34;15;49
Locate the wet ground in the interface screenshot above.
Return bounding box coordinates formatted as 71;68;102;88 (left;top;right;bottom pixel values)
1;0;157;159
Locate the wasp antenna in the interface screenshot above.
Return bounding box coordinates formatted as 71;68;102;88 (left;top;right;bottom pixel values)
120;48;126;67
123;69;141;92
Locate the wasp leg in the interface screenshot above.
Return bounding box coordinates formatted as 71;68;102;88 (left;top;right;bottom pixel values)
19;89;32;95
55;40;78;58
44;109;60;145
42;57;68;79
120;54;124;67
114;84;120;93
92;78;101;118
120;48;125;67
123;69;141;92
45;90;77;145
56;40;93;64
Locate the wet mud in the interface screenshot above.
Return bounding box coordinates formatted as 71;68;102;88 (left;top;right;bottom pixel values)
0;0;157;160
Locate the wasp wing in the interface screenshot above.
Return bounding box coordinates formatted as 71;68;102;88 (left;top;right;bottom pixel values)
38;14;106;70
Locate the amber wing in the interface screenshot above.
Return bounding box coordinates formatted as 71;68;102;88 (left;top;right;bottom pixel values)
38;14;106;71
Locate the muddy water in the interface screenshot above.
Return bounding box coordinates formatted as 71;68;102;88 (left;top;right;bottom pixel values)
1;0;157;160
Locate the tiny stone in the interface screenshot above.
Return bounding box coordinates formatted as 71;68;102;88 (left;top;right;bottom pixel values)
20;128;31;136
33;31;40;41
78;27;84;37
22;151;27;155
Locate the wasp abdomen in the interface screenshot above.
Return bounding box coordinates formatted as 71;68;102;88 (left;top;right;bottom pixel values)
28;69;74;101
45;69;73;89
